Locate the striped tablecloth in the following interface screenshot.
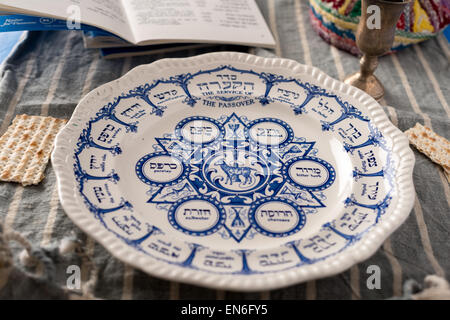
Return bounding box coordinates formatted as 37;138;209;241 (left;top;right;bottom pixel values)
0;0;448;300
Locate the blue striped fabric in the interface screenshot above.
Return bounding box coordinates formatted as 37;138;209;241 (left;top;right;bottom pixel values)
0;0;448;299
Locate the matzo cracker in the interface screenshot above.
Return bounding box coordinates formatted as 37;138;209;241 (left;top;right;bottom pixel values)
0;114;67;186
405;123;450;183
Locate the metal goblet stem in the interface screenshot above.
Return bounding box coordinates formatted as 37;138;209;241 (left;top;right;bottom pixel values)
344;0;410;101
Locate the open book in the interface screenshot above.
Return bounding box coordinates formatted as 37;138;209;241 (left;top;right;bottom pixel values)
0;0;276;48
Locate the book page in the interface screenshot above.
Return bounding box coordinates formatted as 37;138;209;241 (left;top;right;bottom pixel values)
123;0;276;48
0;0;135;42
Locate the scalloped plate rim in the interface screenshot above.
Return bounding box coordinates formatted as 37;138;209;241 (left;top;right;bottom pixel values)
51;51;415;292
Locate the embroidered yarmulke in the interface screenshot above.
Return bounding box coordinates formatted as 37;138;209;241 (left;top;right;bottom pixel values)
309;0;450;55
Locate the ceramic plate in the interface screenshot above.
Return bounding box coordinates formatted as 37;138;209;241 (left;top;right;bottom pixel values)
52;52;415;291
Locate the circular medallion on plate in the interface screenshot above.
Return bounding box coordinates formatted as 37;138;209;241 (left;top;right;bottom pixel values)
135;152;189;187
203;149;270;194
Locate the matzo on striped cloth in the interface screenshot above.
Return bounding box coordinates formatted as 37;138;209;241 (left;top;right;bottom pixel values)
0;114;67;186
405;123;450;183
0;0;449;300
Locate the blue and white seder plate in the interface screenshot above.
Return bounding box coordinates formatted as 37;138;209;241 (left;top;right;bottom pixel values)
52;52;415;291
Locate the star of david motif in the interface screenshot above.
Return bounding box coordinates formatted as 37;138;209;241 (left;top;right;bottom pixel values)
136;113;336;242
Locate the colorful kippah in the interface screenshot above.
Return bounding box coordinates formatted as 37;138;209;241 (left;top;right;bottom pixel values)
309;0;450;55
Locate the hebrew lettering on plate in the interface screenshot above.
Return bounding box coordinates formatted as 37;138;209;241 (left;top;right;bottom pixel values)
71;63;396;277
